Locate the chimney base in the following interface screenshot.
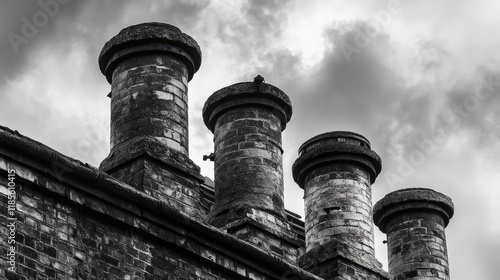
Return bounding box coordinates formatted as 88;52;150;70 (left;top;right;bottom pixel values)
100;138;205;220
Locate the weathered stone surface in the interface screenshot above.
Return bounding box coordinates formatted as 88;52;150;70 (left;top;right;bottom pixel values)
293;131;381;186
299;131;372;152
298;241;389;280
202;81;292;132
107;54;190;156
202;78;301;262
98;23;205;220
373;187;454;229
0;20;460;280
99;22;201;82
373;188;454;280
293;131;386;279
0;125;321;280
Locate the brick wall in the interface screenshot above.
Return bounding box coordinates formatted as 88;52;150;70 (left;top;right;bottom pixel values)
0;151;320;280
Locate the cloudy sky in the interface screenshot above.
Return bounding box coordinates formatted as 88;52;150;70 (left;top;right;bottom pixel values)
1;0;499;278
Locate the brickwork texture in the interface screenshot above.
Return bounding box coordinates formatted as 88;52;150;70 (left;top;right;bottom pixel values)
0;21;455;280
373;188;454;280
202;80;300;263
293;132;388;279
98;22;205;221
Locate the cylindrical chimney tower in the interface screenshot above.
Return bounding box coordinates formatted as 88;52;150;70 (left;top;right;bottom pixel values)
99;22;201;161
293;131;387;278
98;23;205;219
202;77;301;261
373;188;454;280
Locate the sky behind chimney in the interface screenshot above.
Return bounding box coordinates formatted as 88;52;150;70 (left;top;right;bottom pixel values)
1;0;499;278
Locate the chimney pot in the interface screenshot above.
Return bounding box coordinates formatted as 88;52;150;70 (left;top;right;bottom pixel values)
98;22;204;220
99;22;201;83
99;22;202;168
373;188;454;280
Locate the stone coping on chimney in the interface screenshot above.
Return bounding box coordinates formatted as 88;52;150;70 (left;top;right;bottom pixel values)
202;80;293;132
99;22;202;83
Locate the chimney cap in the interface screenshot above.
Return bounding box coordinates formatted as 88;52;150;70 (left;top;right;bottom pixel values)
292;131;381;186
99;22;202;83
202;80;292;132
373;188;454;233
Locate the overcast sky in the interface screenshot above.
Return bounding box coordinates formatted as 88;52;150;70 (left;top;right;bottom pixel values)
1;0;499;278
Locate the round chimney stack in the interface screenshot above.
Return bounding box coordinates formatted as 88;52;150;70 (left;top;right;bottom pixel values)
373;188;454;280
99;22;201;167
292;131;383;275
201;77;301;261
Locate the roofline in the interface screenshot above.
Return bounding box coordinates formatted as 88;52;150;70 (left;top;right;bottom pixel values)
0;125;321;280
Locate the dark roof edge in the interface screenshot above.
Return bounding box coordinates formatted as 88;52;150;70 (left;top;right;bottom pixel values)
0;125;321;280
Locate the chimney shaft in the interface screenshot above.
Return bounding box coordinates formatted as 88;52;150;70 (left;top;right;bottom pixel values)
99;22;201;161
98;22;205;219
373;188;454;280
293;131;386;278
202;78;301;261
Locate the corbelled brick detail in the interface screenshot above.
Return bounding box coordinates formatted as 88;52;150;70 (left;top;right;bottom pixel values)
202;80;301;262
373;188;454;280
293;131;387;279
98;22;205;220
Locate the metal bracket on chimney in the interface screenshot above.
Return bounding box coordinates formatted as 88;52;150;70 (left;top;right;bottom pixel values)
203;153;215;161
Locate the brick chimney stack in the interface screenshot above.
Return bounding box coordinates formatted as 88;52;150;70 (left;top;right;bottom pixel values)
293;131;387;279
373;188;454;280
98;22;205;219
202;77;301;262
